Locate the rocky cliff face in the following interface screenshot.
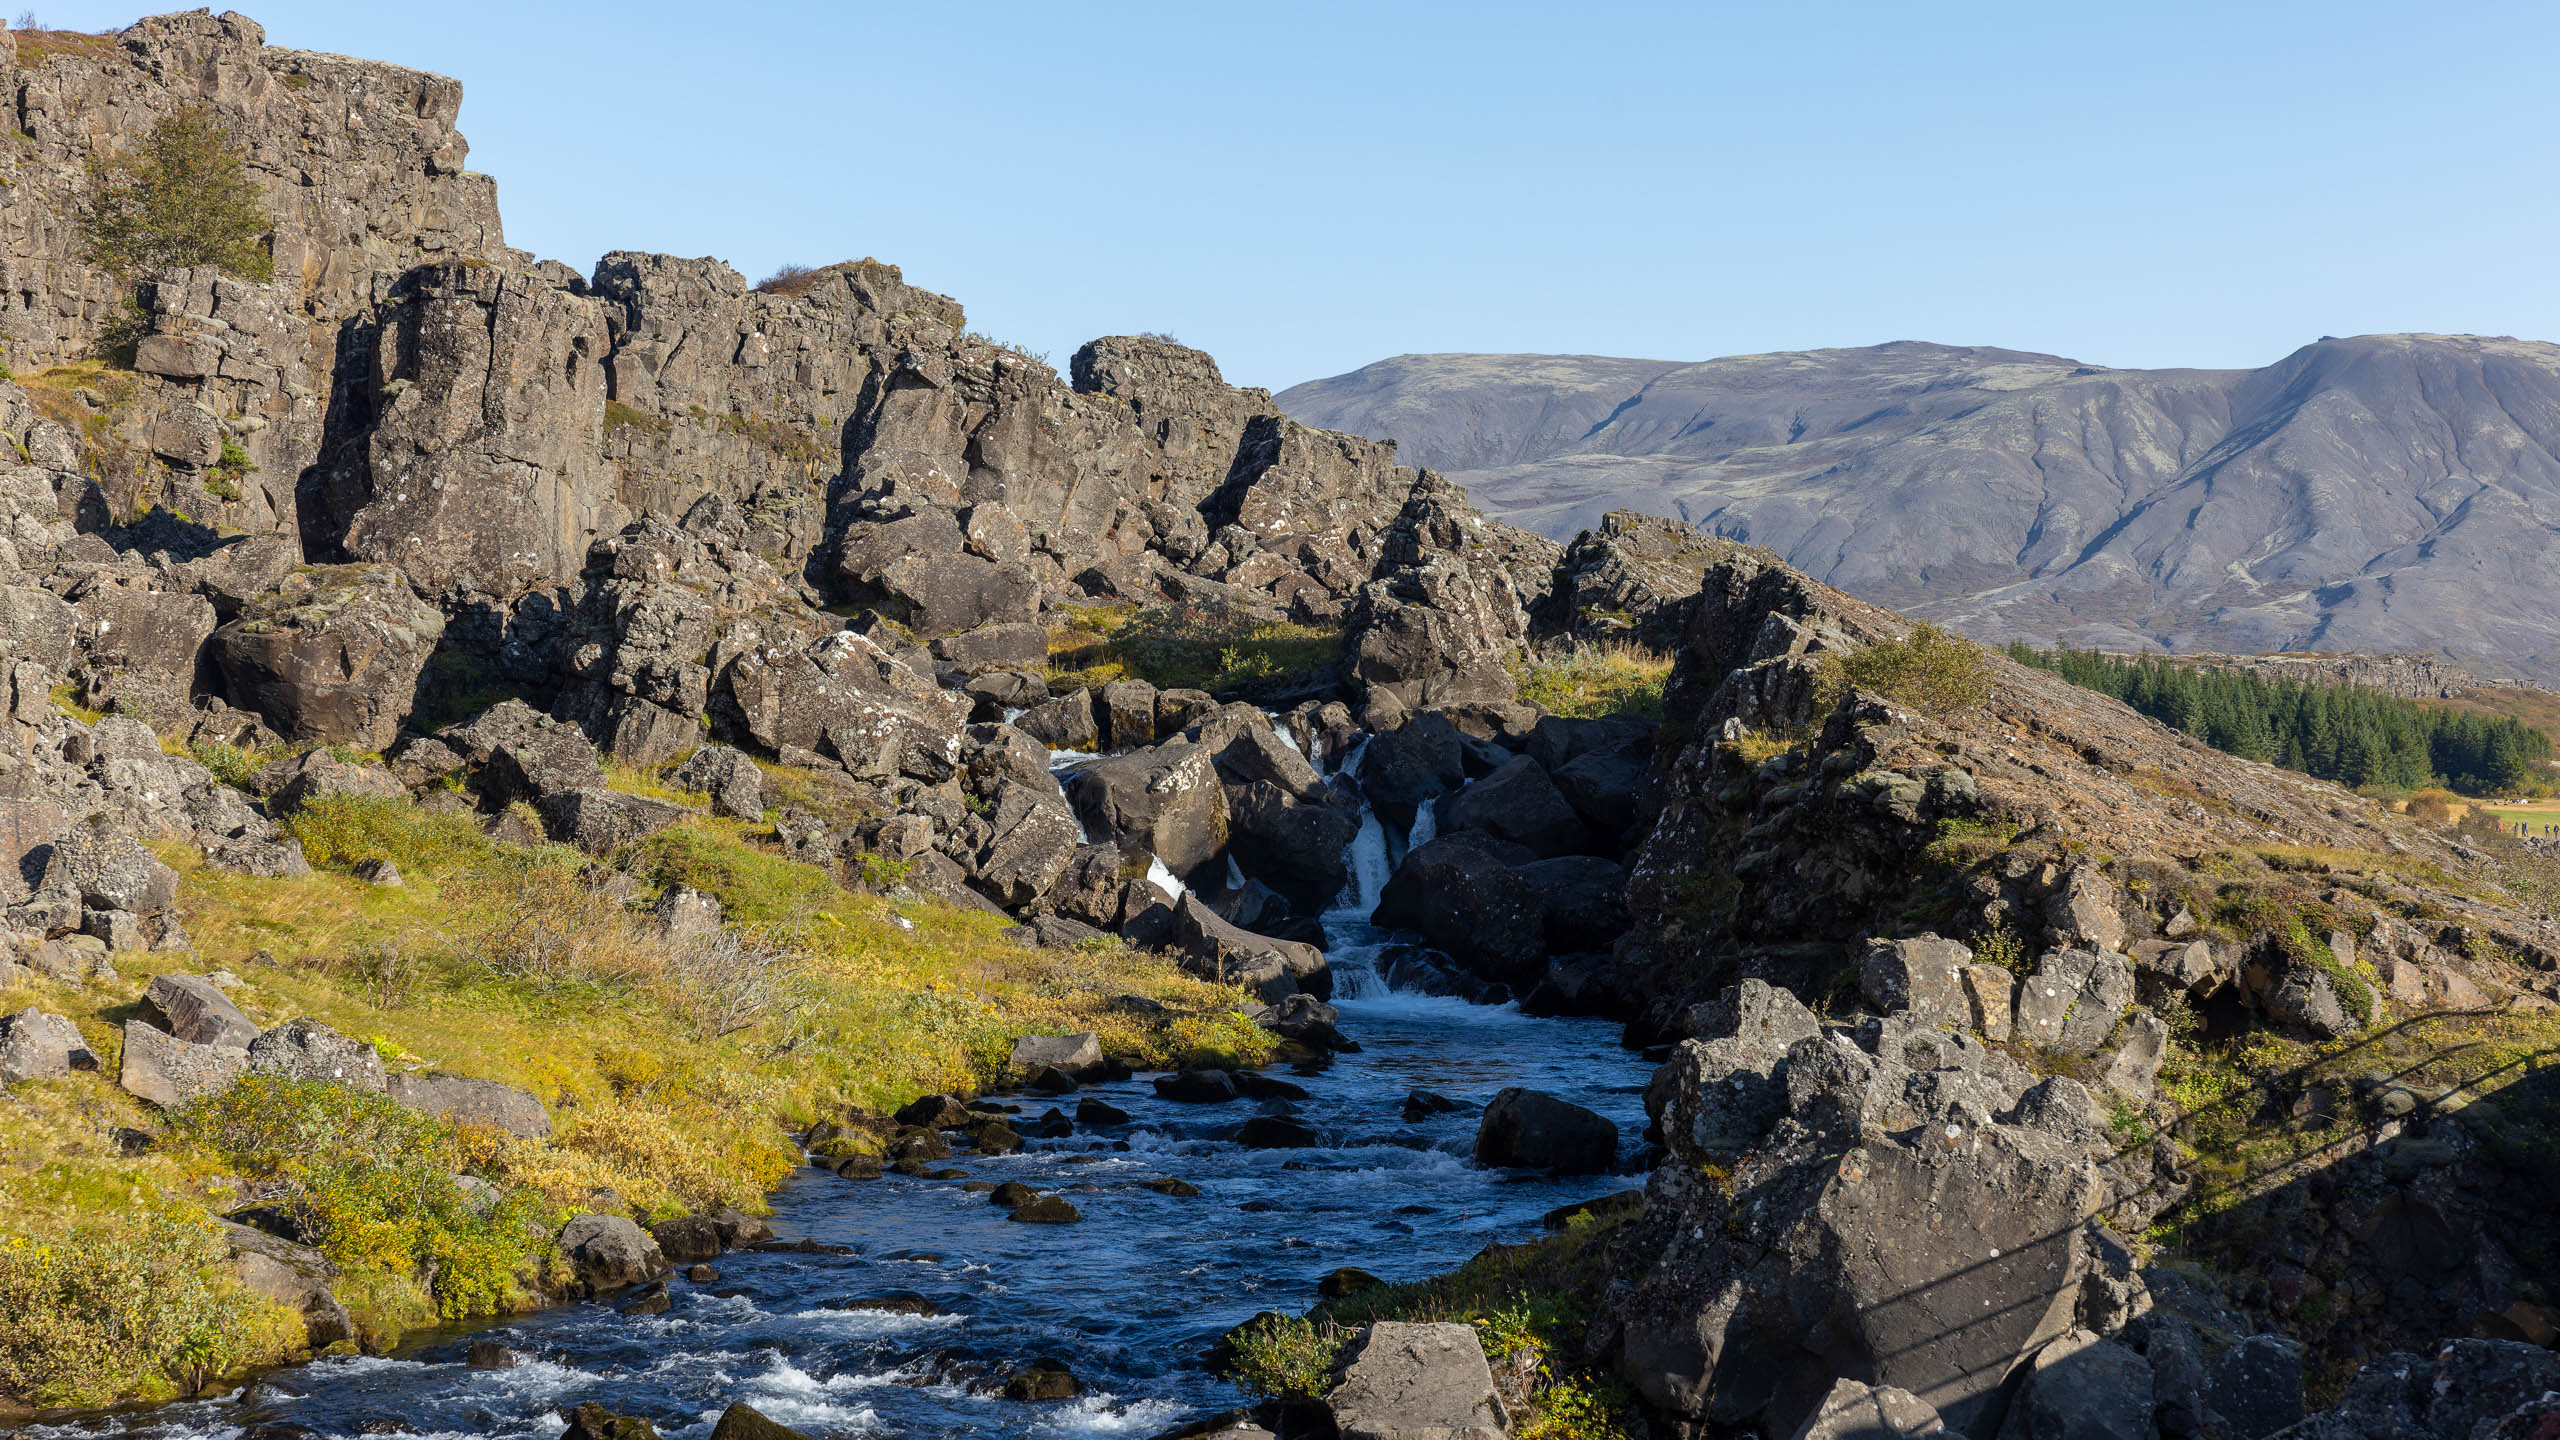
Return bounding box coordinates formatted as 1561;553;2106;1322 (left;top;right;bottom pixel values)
1582;540;2560;1440
1282;337;2560;683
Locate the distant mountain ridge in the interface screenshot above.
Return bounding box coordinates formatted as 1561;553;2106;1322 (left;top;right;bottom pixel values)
1278;335;2560;683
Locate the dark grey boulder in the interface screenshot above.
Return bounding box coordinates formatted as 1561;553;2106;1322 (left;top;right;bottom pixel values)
260;749;408;815
1357;713;1465;830
671;745;767;820
1438;754;1592;858
1016;689;1100;752
1165;893;1330;1003
1154;1069;1243;1104
247;1018;389;1092
206;565;444;751
1099;679;1159;750
1234;1115;1320;1148
1553;748;1644;841
1225;780;1360;912
443;700;608;806
386;1072;551;1138
139;973;258;1049
2009;1330;2155;1440
220;1220;355;1349
1375;840;1544;985
1065;742;1229;880
1475;1087;1617;1174
1513;855;1628;950
537;788;692;855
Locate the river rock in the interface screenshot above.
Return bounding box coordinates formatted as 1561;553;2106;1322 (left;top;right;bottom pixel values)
1065;742;1229;881
1376;840;1544;985
1154;1068;1243;1104
219;1220;355;1349
1009;1031;1104;1080
708;1403;817;1440
466;1340;528;1369
247;1018;390;1091
120;1018;249;1106
650;1215;729;1264
1358;713;1466;829
1324;1321;1507;1440
560;1403;664;1440
1165;894;1330;1004
1008;1194;1082;1224
1235;1115;1320;1148
558;1214;668;1292
1475;1087;1618;1174
1077;1096;1132;1126
1000;1358;1081;1401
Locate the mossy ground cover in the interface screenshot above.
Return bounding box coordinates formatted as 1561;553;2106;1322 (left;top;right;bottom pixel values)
0;771;1269;1411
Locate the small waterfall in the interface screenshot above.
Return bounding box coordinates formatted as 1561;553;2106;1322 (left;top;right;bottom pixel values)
1409;796;1438;849
1145;854;1188;903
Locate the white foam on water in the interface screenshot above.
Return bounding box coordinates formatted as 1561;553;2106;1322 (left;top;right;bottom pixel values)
1225;854;1247;888
1034;1394;1190;1436
1002;707;1027;724
1144;853;1186;901
1272;725;1303;755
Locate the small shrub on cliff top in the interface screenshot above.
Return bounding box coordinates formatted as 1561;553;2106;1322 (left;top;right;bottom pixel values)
81;106;274;282
754;262;821;296
1814;622;1992;716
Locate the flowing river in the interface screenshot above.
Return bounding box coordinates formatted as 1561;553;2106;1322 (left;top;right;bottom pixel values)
48;730;1653;1440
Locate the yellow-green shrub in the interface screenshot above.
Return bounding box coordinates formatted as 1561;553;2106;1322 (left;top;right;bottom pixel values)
1815;622;1992;716
0;1212;297;1406
173;1077;549;1320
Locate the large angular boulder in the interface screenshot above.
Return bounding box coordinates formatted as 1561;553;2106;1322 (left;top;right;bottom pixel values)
246;1018;390;1092
37;815;180;917
536;788;691;855
138;973;258;1049
1065;741;1230;882
1375;840;1545;984
1357;712;1465;830
1859;936;1977;1031
1166;893;1330;1003
442;700;607;806
670;745;767;820
973;781;1083;907
1603;997;2119;1440
208;565;445;750
1789;1379;1950;1440
1475;1087;1618;1174
1514;855;1629;950
1009;1032;1104;1080
1224;780;1360;912
2013;949;2136;1055
2007;1329;2156;1440
1438;754;1593;858
1325;1321;1508;1440
0;1009;95;1083
386;1072;552;1138
259;749;408;815
120;1019;250;1107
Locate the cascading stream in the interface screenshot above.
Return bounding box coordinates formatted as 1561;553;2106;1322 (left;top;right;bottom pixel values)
60;718;1649;1440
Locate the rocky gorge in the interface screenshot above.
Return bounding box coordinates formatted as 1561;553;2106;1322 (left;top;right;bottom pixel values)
0;12;2557;1440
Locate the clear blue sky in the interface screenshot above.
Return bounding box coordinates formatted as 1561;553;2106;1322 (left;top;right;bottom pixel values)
31;1;2560;390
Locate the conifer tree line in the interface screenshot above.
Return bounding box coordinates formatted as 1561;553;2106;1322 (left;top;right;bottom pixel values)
2004;645;2554;797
